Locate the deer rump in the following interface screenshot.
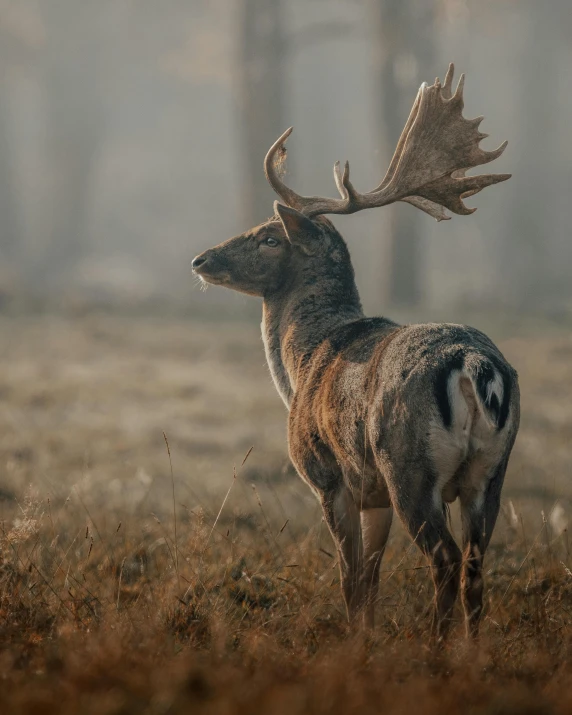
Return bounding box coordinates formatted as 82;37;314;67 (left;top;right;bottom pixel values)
428;350;514;504
300;321;517;510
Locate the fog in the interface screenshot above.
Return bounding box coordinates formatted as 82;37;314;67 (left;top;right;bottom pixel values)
1;0;570;315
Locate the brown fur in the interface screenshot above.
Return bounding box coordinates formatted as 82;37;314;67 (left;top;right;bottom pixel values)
192;205;519;641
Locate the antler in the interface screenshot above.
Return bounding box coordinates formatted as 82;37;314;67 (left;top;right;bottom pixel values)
264;64;510;221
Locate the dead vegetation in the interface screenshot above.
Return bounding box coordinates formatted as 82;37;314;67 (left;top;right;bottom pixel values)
1;312;572;714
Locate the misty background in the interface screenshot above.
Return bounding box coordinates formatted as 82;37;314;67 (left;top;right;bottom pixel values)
0;2;571;622
0;0;571;317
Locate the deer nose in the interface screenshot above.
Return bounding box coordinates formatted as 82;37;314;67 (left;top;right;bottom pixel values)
192;254;208;271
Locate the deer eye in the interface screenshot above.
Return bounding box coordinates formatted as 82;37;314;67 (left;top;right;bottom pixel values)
265;237;279;248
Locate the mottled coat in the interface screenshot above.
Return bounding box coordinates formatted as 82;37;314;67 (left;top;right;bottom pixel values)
193;210;519;638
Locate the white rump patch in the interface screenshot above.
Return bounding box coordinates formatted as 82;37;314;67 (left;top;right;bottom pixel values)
430;370;472;508
430;366;509;510
485;371;504;408
447;369;473;433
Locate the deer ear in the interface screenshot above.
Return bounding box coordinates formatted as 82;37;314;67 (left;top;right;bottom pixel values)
274;202;321;253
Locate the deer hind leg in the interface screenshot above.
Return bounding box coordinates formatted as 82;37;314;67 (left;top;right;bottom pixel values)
322;487;365;624
360;507;393;629
388;479;462;640
420;516;461;641
460;455;508;638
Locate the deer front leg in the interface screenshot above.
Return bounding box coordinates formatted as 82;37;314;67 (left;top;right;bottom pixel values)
322;487;365;625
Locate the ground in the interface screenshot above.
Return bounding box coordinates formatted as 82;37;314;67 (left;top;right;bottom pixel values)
0;310;571;714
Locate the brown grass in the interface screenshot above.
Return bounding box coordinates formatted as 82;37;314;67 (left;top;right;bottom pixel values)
1;312;572;714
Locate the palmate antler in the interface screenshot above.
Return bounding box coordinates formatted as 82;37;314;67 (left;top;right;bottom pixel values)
264;64;510;221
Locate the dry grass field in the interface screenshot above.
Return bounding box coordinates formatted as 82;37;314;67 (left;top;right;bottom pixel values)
1;311;572;714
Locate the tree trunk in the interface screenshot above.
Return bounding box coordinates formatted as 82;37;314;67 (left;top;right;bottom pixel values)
0;94;21;264
369;0;435;307
235;0;285;228
32;2;107;291
501;0;565;309
42;88;101;286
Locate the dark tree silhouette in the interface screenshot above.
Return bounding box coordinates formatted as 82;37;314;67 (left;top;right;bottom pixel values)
235;0;286;229
34;2;109;288
0;94;21;264
369;0;435;307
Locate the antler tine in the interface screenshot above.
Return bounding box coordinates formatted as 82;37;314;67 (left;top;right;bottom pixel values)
442;63;455;99
401;197;451;222
340;161;360;203
263;64;510;221
333;161;360;208
425;171;512;216
263;127;308;213
333;161;346;199
469;116;488;140
452;72;465;106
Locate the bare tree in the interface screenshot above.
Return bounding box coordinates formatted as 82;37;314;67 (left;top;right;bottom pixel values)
501;0;568;308
235;0;286;228
0;90;21;265
32;1;109;289
0;5;39;269
369;0;436;306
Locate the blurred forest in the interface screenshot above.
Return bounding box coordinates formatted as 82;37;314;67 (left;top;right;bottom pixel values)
0;0;571;315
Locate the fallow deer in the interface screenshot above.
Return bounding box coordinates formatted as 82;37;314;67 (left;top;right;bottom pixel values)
192;65;520;639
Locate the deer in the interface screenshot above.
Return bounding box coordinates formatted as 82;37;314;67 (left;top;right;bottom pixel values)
192;65;520;640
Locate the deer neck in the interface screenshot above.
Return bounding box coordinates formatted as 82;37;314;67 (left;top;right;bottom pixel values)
261;273;363;408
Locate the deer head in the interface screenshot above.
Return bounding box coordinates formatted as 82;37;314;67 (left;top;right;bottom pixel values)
191;206;353;298
193;64;510;297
